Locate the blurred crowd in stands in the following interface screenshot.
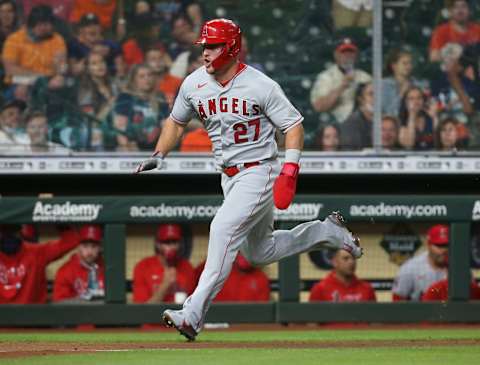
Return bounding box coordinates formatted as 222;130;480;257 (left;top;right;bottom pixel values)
0;0;479;153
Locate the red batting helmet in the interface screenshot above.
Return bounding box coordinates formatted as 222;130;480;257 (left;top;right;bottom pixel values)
195;18;242;70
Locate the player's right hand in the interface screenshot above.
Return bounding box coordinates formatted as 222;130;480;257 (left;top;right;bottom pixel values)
134;152;165;173
273;162;299;210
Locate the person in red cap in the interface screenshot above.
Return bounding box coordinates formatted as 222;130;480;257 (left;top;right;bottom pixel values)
310;37;371;124
310;248;376;302
194;253;270;302
392;224;449;301
53;224;105;302
133;224;195;304
0;224;80;304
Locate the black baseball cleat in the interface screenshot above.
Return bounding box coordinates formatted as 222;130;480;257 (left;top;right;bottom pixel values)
162;309;198;342
327;211;363;258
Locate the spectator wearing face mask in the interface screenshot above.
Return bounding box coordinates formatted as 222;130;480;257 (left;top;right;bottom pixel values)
133;224;195;304
340;82;374;150
0;224;80;304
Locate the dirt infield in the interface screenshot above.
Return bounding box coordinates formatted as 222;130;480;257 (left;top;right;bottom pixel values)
2;324;480;359
1;339;480;359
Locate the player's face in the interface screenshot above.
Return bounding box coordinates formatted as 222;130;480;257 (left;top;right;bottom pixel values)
26;116;48;145
392;54;412;78
428;244;448;268
332;249;356;277
88;53;107;78
321;126;339;151
451;1;470;23
381;118;398;148
202;43;224;74
440;122;458;149
78;242;101;264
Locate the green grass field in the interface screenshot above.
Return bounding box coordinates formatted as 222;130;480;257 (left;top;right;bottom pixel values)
1;328;480;365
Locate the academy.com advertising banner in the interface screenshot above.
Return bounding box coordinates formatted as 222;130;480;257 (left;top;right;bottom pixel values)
0;195;478;223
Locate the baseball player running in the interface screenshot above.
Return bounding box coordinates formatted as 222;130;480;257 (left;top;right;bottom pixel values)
135;18;363;341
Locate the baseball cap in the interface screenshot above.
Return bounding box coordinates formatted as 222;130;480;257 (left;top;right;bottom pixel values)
156;224;182;243
427;224;449;245
335;37;358;53
78;12;100;28
79;224;102;243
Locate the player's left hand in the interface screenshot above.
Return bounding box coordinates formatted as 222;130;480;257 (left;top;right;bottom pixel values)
273;162;299;210
134;152;165;173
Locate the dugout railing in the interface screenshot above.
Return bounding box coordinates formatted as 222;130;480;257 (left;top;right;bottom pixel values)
1;194;480;326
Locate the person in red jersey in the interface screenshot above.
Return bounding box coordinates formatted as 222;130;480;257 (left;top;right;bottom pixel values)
133;224;195;304
195;253;270;302
421;278;480;301
0;224;80;304
310;248;376;302
53;224;105;302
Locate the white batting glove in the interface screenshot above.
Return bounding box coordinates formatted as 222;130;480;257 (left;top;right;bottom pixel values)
135;151;165;173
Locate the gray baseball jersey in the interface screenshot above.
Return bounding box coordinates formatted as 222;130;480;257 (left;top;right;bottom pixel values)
164;62;361;334
392;251;447;301
170;64;303;167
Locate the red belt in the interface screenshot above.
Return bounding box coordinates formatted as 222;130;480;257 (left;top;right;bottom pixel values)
223;162;260;177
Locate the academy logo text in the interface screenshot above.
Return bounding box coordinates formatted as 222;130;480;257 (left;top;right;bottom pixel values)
130;204;220;219
350;203;447;219
33;201;102;222
274;203;322;221
130;203;323;221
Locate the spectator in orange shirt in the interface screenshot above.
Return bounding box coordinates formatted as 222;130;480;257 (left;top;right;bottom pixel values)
421;278;480;301
69;0;116;30
53;224;105;303
133;224;195;304
310;248;376;302
430;0;480;62
2;5;66;78
180;120;212;153
2;5;66;100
